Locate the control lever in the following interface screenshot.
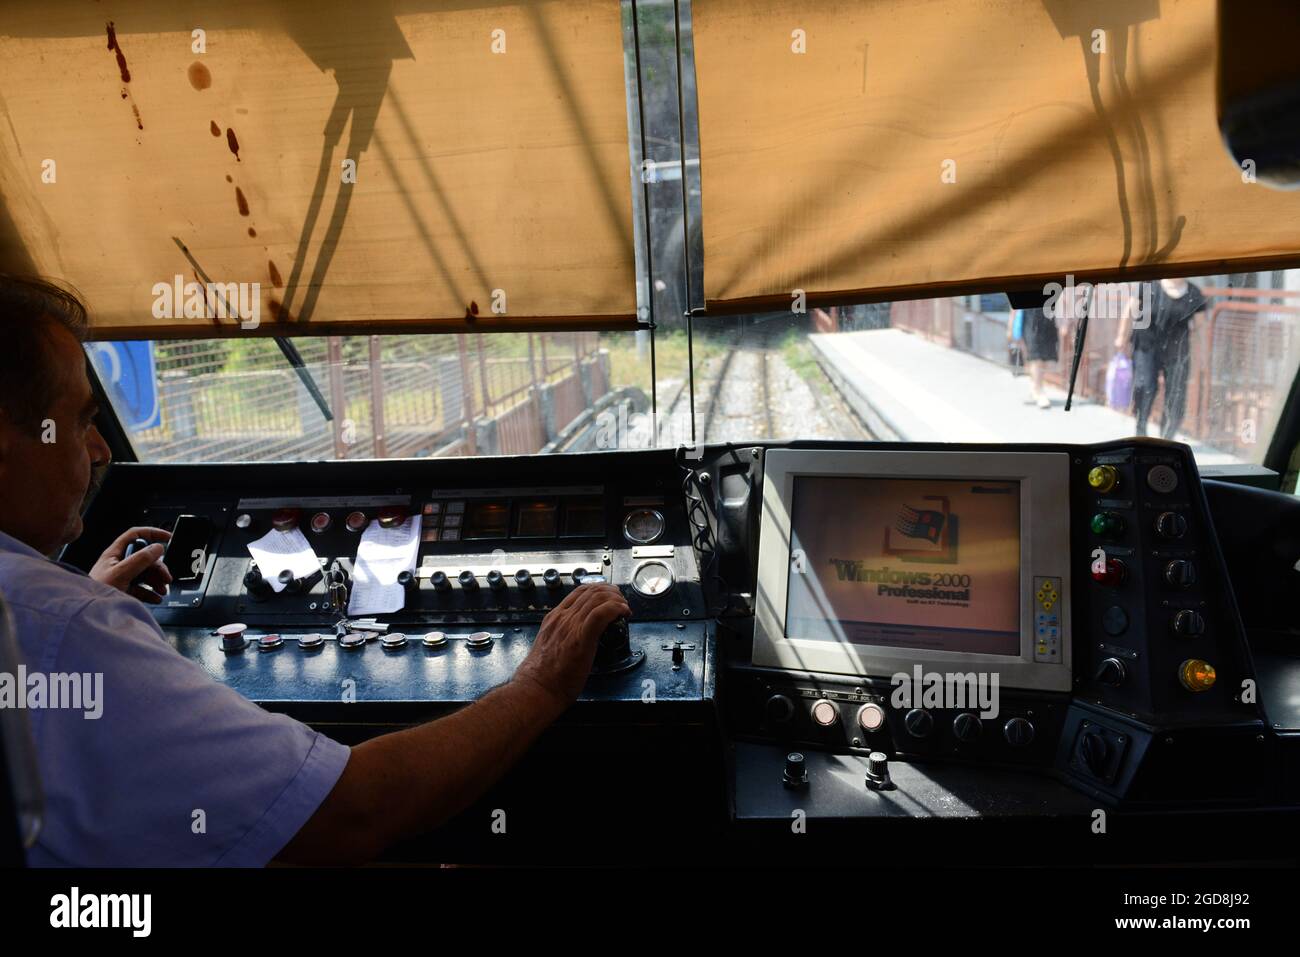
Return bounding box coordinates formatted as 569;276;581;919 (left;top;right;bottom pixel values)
578;573;644;675
327;564;349;613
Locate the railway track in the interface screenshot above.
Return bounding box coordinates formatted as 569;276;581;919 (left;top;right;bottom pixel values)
661;325;868;446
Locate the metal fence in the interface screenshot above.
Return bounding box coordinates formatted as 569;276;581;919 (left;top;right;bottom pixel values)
118;332;609;463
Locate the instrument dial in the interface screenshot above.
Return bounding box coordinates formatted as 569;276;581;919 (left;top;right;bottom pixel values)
622;508;665;545
631;560;674;598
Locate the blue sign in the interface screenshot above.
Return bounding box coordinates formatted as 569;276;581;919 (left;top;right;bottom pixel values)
87;342;160;431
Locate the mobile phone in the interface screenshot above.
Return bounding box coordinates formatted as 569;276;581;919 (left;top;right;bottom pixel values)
162;514;213;586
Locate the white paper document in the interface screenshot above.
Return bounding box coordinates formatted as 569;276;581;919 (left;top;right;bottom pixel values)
246;528;322;593
348;515;423;616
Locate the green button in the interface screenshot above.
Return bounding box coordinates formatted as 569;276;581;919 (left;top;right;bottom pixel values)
1091;512;1125;537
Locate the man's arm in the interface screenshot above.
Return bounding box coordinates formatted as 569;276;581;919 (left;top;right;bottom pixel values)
275;583;630;865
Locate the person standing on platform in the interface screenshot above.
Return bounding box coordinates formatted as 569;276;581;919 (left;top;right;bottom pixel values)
1114;278;1209;438
1008;304;1059;409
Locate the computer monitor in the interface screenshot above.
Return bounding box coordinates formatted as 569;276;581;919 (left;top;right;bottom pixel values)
753;449;1072;692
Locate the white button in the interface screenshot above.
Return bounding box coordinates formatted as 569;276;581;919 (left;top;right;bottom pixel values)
810;699;839;727
857;702;886;731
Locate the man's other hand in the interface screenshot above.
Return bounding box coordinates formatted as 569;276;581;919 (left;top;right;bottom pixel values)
90;526;173;604
513;583;631;713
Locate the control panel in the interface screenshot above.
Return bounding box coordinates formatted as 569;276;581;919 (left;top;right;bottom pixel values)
68;456;712;713
1076;445;1255;723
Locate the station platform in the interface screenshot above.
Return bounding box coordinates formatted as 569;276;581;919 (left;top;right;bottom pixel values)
810;329;1242;465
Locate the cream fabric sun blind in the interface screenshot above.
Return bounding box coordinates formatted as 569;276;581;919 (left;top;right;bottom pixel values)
0;0;636;338
692;0;1300;311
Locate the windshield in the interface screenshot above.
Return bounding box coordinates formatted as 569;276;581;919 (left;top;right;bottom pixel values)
91;269;1300;467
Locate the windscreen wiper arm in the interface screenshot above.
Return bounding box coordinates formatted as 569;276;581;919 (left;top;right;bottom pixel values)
170;236;332;422
1063;286;1094;412
274;337;333;422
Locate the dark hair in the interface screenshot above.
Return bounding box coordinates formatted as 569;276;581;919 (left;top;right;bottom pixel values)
0;275;89;433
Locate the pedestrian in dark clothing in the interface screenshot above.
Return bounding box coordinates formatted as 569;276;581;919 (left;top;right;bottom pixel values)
1114;278;1209;438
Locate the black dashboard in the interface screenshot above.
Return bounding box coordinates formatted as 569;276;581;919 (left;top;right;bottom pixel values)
65;439;1300;864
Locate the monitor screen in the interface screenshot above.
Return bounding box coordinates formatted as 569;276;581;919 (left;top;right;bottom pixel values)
786;476;1021;656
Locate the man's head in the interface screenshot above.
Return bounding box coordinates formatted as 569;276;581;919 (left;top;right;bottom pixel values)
0;276;110;554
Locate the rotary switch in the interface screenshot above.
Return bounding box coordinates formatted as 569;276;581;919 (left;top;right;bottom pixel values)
1080;731;1111;777
486;569;507;592
430;571;452;592
458;570;480;591
1165;560;1197;588
904;708;934;739
515;569;535;590
1094;657;1127;687
1171;608;1206;637
1003;717;1036;747
1154;511;1188;539
952;712;982;742
543;568;563;589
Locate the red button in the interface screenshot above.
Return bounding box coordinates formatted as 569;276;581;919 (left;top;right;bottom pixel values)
1092;557;1126;587
377;506;407;528
271;508;300;531
345;511;368;532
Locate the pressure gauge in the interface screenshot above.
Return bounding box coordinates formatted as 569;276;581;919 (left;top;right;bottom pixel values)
622;508;665;544
631;560;675;598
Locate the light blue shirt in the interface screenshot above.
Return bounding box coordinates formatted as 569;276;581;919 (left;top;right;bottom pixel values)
0;530;350;866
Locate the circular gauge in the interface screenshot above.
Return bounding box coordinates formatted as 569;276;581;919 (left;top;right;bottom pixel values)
631;560;675;598
623;508;665;544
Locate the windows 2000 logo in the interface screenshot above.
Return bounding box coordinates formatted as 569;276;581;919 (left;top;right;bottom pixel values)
883;496;959;564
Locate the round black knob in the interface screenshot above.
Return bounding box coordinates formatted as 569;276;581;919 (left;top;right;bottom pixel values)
571;566;589;583
430;570;451;592
1080;731;1110;776
1171;608;1206;637
783;752;808;789
543;568;562;589
952;712;982;742
1154;511;1188;539
904;708;934;739
515;569;535;589
486;569;507;591
458;570;479;591
864;751;893;790
1094;657;1127;687
1165;559;1197;588
277;568;303;592
1003;717;1036;747
764;694;795;725
397;569;417;590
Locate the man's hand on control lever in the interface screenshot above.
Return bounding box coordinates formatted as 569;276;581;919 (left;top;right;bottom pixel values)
89;526;173;604
513;583;631;712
